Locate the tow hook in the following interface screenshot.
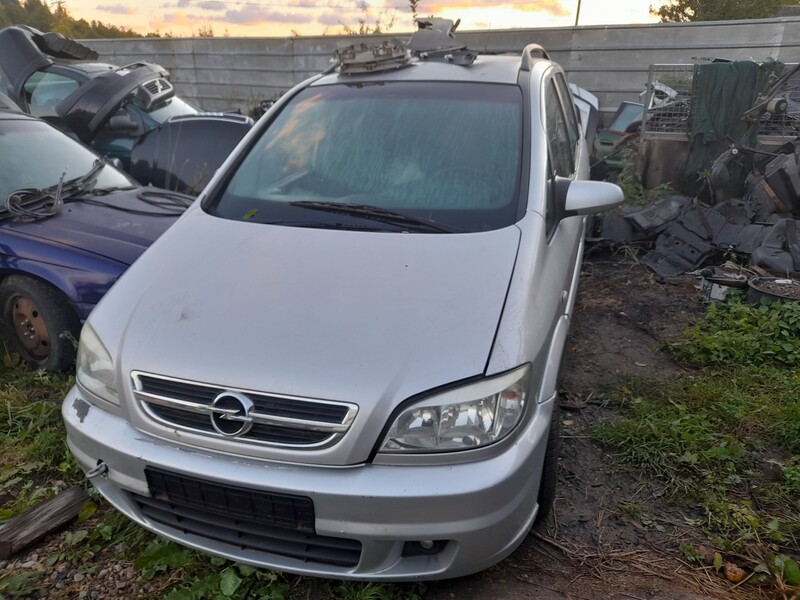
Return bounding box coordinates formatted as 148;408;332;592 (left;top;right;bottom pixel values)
86;461;108;479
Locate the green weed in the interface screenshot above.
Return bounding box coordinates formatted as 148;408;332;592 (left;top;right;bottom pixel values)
673;299;800;367
131;538;424;600
616;148;674;206
0;571;47;599
0;364;80;519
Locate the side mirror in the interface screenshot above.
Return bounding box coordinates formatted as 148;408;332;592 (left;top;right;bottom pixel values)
561;179;624;217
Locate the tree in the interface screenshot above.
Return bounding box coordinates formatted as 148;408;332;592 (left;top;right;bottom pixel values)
51;0;74;36
0;0;142;38
409;0;419;27
651;0;789;22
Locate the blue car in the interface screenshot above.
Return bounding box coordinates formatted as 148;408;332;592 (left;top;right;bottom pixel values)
0;97;189;370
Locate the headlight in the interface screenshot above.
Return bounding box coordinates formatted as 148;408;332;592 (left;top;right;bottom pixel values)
76;323;119;406
379;364;531;453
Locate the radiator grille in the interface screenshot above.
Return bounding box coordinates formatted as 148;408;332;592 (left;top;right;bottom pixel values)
132;372;357;448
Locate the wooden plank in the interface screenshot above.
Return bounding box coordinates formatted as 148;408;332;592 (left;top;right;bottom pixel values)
0;487;88;560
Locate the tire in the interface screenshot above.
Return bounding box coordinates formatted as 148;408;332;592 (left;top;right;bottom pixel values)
534;401;561;524
0;276;80;371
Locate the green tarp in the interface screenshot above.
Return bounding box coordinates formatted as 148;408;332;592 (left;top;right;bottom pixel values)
686;60;783;193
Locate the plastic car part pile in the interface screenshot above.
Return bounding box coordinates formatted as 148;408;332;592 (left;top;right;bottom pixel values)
589;142;800;277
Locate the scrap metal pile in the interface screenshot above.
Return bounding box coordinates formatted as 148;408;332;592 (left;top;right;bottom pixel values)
591;59;800;280
590;145;800;277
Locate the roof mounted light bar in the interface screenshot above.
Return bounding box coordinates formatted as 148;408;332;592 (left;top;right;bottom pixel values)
333;20;478;74
407;17;476;66
334;41;411;75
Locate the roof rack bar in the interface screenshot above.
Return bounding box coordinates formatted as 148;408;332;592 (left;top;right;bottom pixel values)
519;43;549;71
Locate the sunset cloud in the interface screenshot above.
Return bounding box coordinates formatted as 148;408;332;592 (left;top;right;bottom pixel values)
96;3;136;14
159;0;190;8
198;1;225;10
223;5;311;24
317;11;344;26
150;11;199;29
68;0;657;38
513;0;569;15
428;0;568;17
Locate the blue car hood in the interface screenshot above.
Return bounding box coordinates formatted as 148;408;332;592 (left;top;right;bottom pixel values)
2;188;181;266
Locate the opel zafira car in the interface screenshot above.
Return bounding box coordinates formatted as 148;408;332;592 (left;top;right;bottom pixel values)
63;22;623;580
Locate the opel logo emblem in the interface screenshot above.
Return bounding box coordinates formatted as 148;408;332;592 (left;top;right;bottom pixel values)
210;391;254;437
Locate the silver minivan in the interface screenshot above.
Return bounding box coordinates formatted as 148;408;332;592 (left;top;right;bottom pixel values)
63;29;622;580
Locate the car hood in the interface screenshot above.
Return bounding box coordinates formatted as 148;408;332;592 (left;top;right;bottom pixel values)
111;211;522;410
3;188;181;266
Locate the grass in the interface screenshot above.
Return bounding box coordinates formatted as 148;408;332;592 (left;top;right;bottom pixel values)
0;367;79;520
593;298;800;595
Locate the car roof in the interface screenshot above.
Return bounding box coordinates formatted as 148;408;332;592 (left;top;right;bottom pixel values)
313;54;527;87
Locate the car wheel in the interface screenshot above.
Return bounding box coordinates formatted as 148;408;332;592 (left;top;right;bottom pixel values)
0;276;80;371
534;402;561;524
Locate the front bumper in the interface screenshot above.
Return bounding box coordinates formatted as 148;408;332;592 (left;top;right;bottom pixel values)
62;386;553;581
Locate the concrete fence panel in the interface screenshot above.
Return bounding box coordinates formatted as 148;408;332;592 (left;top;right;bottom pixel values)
82;17;800;119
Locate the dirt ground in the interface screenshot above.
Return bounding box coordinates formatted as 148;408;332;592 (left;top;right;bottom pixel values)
423;253;720;600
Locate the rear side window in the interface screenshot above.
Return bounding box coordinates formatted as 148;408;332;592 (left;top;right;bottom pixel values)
545;80;574;177
24;71;79;118
554;73;580;151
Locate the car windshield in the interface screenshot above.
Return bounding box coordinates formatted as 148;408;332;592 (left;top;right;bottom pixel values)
146;96;199;124
0;119;134;198
208;82;523;232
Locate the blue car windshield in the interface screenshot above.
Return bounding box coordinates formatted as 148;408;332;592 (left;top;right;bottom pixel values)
208;82;524;233
0;120;134;199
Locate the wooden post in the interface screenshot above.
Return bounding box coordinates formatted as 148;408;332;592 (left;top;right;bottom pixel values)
0;487;88;560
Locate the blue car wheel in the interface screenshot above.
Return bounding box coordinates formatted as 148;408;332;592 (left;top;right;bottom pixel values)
0;276;80;371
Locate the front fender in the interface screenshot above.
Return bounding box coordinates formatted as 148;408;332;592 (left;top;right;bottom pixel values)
0;232;124;320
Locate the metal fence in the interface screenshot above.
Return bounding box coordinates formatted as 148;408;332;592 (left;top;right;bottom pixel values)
641;62;800;138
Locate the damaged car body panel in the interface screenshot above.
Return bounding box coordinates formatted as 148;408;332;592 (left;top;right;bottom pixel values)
0;109;189;371
0;25;253;195
54;62;170;144
0;24;97;99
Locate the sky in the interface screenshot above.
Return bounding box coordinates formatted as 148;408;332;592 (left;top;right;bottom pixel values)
69;0;659;37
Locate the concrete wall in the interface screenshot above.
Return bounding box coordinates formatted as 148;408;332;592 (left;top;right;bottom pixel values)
84;17;800;119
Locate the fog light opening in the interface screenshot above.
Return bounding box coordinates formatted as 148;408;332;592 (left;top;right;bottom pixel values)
402;539;448;557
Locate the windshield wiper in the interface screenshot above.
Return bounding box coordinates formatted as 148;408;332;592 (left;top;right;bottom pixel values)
2;160;107;222
263;220;391;231
288;200;458;233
